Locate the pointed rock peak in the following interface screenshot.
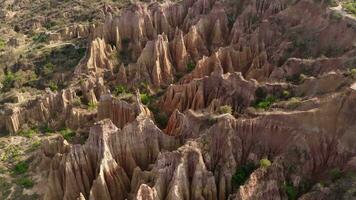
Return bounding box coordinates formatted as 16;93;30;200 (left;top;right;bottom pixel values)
89;119;118;140
136;184;157;200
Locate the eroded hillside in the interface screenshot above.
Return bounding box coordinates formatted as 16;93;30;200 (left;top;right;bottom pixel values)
0;0;356;199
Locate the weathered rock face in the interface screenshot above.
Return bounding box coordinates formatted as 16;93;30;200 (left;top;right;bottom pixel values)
0;89;75;133
5;0;356;199
44;113;179;200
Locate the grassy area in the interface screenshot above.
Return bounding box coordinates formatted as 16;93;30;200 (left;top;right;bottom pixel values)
0;144;21;162
343;1;356;16
18;129;37;138
60;128;76;141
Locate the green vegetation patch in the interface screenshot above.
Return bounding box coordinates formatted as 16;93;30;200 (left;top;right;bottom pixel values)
219;105;233;114
259;158;272;168
0;144;21;162
343;2;356;16
12;161;29;175
60;128;76;141
16;177;34;188
0;38;6;50
1;72;16;90
114;84;127;96
88;100;97;111
18;128;37;138
32;33;49;43
232;162;257;189
187;62;196;72
140;93;152;105
254;95;277;110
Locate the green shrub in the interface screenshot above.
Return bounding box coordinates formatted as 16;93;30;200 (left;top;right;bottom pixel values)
60;128;76;141
331;11;343;22
187;62;196;72
18;129;37;138
329;168;343;182
0;38;6;50
44;20;57;29
232;163;257;188
254;96;277;110
32;33;48;43
259;158;271;168
2;72;16;89
282;182;298;200
286;97;302;109
13;161;29;174
155;112;168;128
343;2;356;16
88;100;97;111
140;93;152;105
17;177;34;188
219;105;233;114
40;124;53;133
349;68;356;79
282;90;291;99
43;62;55;75
114;85;126;95
48;81;58;91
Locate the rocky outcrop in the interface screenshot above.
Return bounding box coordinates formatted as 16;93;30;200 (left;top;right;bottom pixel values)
44;108;179;200
161;72;258;114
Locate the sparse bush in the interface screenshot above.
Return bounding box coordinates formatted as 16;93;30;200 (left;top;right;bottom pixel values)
44;20;57;29
282;182;298;200
114;85;126;95
330;11;343;22
32;33;48;43
286;97;302;109
155;112;168;128
343;2;356;16
18;128;37;138
72;98;82;106
17;177;34;188
40;124;53;134
349;68;356;79
0;38;6;50
140;93;152;105
219;105;233;114
259;158;272;168
282;90;291;99
329;168;343;182
187;62;196;72
2;72;16;89
48;81;58;91
88;100;97;111
43;62;55;76
60;128;76;141
13;161;28;174
232;163;257;188
254;96;277;110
